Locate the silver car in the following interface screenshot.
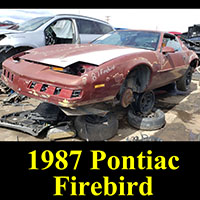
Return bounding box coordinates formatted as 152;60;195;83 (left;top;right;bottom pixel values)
0;14;114;67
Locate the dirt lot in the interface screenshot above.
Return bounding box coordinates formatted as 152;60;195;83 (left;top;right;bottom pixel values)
0;76;199;141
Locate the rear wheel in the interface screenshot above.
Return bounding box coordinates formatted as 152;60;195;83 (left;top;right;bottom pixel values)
176;66;193;91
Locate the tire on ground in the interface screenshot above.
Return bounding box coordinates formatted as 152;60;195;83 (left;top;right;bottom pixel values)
127;108;166;130
74;113;118;141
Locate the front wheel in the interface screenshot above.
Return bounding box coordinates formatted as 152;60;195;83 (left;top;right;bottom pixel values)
131;90;155;115
176;66;193;91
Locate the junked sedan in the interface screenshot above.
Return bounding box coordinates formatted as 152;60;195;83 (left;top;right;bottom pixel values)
1;30;199;140
0;14;114;68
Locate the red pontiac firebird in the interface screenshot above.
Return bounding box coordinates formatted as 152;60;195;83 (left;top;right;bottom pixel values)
1;30;199;116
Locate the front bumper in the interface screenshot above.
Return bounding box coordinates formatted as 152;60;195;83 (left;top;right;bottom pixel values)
1;68;83;108
2;56;116;113
1;57;86;108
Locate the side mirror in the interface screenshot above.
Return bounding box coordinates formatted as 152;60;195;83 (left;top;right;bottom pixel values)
162;46;175;54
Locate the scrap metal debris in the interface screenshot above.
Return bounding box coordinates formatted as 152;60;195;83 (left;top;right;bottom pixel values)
0;102;71;136
126;133;162;141
0;80;28;106
47;122;76;140
0;80;11;94
3;92;28;105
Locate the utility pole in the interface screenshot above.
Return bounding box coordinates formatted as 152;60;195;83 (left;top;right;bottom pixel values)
105;16;111;23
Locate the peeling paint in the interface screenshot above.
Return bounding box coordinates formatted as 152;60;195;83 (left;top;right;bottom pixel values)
32;90;39;96
41;94;50;99
106;77;110;82
113;73;124;83
81;77;87;85
4;77;8;83
59;99;74;108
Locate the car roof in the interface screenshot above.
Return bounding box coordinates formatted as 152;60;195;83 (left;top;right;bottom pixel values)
53;14;111;25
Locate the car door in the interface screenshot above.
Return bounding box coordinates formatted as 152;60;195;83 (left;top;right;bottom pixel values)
158;34;187;85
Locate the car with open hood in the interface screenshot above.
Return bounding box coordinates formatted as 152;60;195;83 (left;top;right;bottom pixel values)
1;30;199;140
2;30;199;112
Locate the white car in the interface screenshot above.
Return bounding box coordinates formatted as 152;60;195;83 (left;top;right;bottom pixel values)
0;14;114;68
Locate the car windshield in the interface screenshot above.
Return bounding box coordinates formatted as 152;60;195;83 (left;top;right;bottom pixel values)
92;30;160;50
10;16;53;31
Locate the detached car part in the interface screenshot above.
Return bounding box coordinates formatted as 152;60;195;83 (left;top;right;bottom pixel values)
3;92;27;105
47;123;76;140
127;108;166;130
0;102;70;136
74;112;118;141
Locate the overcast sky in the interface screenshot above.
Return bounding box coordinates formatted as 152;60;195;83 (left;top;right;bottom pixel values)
0;9;200;33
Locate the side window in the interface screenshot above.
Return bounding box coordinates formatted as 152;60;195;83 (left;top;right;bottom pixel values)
76;19;112;34
95;22;113;34
76;19;98;34
163;35;182;52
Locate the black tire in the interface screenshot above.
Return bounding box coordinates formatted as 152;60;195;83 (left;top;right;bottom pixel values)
176;66;192;91
158;82;176;92
74;113;118;141
128;108;165;130
131;90;155;115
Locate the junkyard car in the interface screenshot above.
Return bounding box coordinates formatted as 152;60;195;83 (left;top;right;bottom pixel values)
0;14;114;67
1;30;199;140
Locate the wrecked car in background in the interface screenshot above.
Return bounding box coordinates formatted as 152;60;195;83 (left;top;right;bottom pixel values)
1;30;199;141
0;14;114;68
178;24;200;58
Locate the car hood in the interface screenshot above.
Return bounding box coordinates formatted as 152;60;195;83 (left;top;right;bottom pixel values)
22;44;149;67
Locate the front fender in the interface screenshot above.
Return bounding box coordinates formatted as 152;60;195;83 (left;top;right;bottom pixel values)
188;52;199;68
123;57;153;78
0;33;43;49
